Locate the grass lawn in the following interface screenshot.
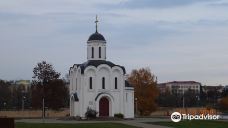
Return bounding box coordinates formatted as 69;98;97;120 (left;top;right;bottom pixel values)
147;120;228;128
16;122;137;128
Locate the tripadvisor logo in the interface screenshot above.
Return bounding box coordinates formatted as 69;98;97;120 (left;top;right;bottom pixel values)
171;112;182;122
171;112;220;122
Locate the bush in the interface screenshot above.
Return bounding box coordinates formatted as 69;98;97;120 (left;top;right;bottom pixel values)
85;107;97;119
65;113;70;117
219;96;228;111
114;113;124;119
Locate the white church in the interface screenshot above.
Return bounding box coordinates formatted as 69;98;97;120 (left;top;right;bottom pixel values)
69;17;134;118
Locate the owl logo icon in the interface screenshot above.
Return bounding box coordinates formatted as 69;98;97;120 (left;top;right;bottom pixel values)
171;112;182;122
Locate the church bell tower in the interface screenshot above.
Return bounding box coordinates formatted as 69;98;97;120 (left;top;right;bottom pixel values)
87;16;106;60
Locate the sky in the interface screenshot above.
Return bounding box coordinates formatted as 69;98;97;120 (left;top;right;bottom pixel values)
0;0;228;85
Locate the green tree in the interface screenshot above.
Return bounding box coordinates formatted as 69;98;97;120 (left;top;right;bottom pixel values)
45;79;69;110
157;88;177;107
31;83;43;108
128;68;159;116
31;61;68;110
0;80;11;109
219;96;228;112
32;61;60;84
11;84;25;110
184;89;199;107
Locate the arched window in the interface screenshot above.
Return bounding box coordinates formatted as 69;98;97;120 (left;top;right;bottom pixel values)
71;79;73;91
115;77;118;89
102;77;105;89
76;78;77;90
89;77;92;89
99;47;101;58
91;47;94;58
104;47;106;59
126;93;128;102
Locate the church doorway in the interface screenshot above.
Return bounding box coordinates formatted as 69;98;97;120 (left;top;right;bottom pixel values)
99;97;109;117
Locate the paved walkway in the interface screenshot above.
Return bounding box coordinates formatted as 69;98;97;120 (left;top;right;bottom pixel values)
120;120;170;128
120;118;171;128
16;118;171;128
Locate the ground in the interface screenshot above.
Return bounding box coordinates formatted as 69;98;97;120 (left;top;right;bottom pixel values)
16;122;137;128
16;118;228;128
15;118;170;128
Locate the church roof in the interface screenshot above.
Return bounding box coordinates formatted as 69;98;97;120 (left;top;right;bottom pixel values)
73;92;79;101
88;15;106;42
88;32;106;41
74;60;126;74
125;81;133;87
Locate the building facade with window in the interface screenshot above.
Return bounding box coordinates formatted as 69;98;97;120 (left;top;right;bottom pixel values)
158;81;201;94
69;18;134;118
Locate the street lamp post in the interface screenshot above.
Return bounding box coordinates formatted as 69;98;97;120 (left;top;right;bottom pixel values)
3;102;6;110
196;95;200;107
135;98;137;117
42;82;45;123
178;87;185;108
182;89;185;108
22;96;26;111
21;90;26;111
42;98;45;118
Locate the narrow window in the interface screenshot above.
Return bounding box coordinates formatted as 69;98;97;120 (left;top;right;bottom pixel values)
89;77;92;89
71;79;73;91
91;47;94;58
115;77;118;89
99;47;101;58
102;77;105;89
76;78;77;90
104;47;106;59
126;93;128;102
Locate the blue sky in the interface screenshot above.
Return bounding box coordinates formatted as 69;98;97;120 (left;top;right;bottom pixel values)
0;0;228;85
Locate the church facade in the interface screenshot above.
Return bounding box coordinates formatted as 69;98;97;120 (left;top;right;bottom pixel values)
69;18;134;118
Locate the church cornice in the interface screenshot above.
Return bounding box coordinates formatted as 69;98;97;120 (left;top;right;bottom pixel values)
70;60;126;74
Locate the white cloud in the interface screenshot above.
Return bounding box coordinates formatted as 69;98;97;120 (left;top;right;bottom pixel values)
0;0;127;15
0;0;228;85
103;1;228;25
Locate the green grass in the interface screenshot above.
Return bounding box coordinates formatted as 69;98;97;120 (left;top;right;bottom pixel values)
16;122;137;128
147;120;228;128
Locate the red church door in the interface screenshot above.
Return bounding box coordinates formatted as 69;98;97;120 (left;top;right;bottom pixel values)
99;97;109;117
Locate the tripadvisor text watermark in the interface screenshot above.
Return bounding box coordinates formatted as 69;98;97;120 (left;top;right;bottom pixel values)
171;112;220;122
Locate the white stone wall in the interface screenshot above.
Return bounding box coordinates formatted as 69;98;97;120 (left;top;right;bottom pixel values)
69;64;134;118
124;88;134;118
87;41;106;60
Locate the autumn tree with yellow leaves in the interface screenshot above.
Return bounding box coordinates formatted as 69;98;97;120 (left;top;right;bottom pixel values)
219;96;228;111
128;68;159;116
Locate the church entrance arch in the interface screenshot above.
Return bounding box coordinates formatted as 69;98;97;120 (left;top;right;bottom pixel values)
99;97;109;116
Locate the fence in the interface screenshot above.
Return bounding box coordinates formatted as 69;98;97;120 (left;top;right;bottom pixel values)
151;107;221;116
0;109;69;118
